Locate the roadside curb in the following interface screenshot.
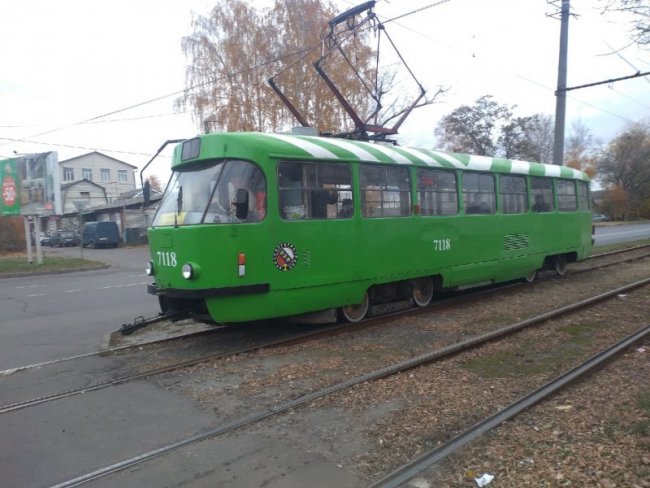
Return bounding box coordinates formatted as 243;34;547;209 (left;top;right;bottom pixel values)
0;264;110;280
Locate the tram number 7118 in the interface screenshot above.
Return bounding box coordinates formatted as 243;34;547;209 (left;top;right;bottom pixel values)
433;239;451;251
157;251;178;267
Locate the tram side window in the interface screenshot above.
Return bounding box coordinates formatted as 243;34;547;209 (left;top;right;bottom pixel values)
577;181;590;210
205;160;267;223
463;172;495;214
530;177;554;212
360;165;411;218
278;161;352;220
417;168;457;216
500;175;527;214
557;179;577;211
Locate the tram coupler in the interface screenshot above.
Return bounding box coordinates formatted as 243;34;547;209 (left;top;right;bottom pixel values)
120;310;192;335
120;315;148;335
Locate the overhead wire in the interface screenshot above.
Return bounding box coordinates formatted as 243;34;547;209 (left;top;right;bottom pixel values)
0;136;162;158
6;1;451;156
4;0;646;158
1;43;317;152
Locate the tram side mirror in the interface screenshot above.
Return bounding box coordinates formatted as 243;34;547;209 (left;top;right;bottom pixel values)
143;180;151;207
234;188;249;219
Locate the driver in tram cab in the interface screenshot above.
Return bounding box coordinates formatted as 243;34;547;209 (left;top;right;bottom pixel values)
228;166;266;222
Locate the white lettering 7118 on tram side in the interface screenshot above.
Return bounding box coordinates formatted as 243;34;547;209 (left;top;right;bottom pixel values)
157;251;177;267
433;239;451;251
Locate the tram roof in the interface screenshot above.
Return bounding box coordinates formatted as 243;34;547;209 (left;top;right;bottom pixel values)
180;132;590;182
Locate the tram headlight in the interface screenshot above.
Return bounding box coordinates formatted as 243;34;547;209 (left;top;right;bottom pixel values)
145;260;154;276
181;262;200;280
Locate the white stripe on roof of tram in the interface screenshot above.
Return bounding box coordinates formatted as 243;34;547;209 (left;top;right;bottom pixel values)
316;138;380;162
263;133;339;159
431;151;466;168
394;147;443;167
510;160;531;175
467;155;493;171
368;144;412;164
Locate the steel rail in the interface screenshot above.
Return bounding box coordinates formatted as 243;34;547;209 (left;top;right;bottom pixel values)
589;242;650;259
368;323;650;488
0;318;224;377
47;277;650;488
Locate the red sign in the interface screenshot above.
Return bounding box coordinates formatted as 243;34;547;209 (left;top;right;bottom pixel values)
2;175;16;207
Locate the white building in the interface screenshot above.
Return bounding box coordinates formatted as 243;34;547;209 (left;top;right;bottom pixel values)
59;152;137;204
60;179;108;215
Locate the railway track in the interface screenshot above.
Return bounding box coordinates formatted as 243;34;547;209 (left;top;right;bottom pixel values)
45;275;650;487
4;245;648;381
2;248;650;416
368;323;650;488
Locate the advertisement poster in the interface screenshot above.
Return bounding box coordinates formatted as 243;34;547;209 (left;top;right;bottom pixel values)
1;152;61;216
1;159;20;215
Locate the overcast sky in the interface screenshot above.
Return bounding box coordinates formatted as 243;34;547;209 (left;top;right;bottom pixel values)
1;0;648;184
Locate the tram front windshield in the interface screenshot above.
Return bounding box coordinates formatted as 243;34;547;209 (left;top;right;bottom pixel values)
152;160;266;227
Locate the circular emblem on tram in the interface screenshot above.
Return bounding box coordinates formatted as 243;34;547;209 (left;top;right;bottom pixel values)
273;242;298;271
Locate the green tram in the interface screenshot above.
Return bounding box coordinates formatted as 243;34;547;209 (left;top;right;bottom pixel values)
145;132;593;323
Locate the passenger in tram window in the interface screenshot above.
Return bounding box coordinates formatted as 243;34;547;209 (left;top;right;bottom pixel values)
466;193;490;214
532;194;548;213
339;198;354;218
311;188;338;219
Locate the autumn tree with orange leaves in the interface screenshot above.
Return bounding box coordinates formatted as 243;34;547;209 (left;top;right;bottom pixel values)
177;0;374;134
565;119;598;180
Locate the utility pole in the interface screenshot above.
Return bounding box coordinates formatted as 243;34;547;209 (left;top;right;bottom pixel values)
551;0;570;166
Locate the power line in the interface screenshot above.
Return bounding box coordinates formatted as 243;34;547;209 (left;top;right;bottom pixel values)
382;0;452;25
1;44;316;149
0;136;164;158
7;2;454;147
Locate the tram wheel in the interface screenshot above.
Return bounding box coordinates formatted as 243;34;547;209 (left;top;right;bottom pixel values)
337;292;369;323
411;277;434;307
525;270;537;283
554;255;567;276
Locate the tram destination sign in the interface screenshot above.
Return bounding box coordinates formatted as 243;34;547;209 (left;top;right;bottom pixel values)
0;152;62;216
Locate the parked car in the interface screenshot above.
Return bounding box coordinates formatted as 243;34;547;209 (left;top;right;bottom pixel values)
50;231;80;247
39;233;51;246
592;214;609;222
82;221;121;248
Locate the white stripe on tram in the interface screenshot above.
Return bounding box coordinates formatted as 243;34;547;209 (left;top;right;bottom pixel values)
544;164;562;177
263;134;339;159
467;155;494;171
431;151;466;168
395;147;443;167
510;159;531;175
369;144;413;164
319;139;380;162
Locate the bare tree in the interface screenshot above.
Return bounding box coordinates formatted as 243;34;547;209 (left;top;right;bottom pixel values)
434;96;513;156
601;0;650;46
499;114;554;163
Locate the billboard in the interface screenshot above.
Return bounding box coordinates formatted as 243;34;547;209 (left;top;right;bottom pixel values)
1;159;20;215
0;152;62;216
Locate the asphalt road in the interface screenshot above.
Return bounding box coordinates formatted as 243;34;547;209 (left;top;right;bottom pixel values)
0;245;159;371
592;221;650;247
